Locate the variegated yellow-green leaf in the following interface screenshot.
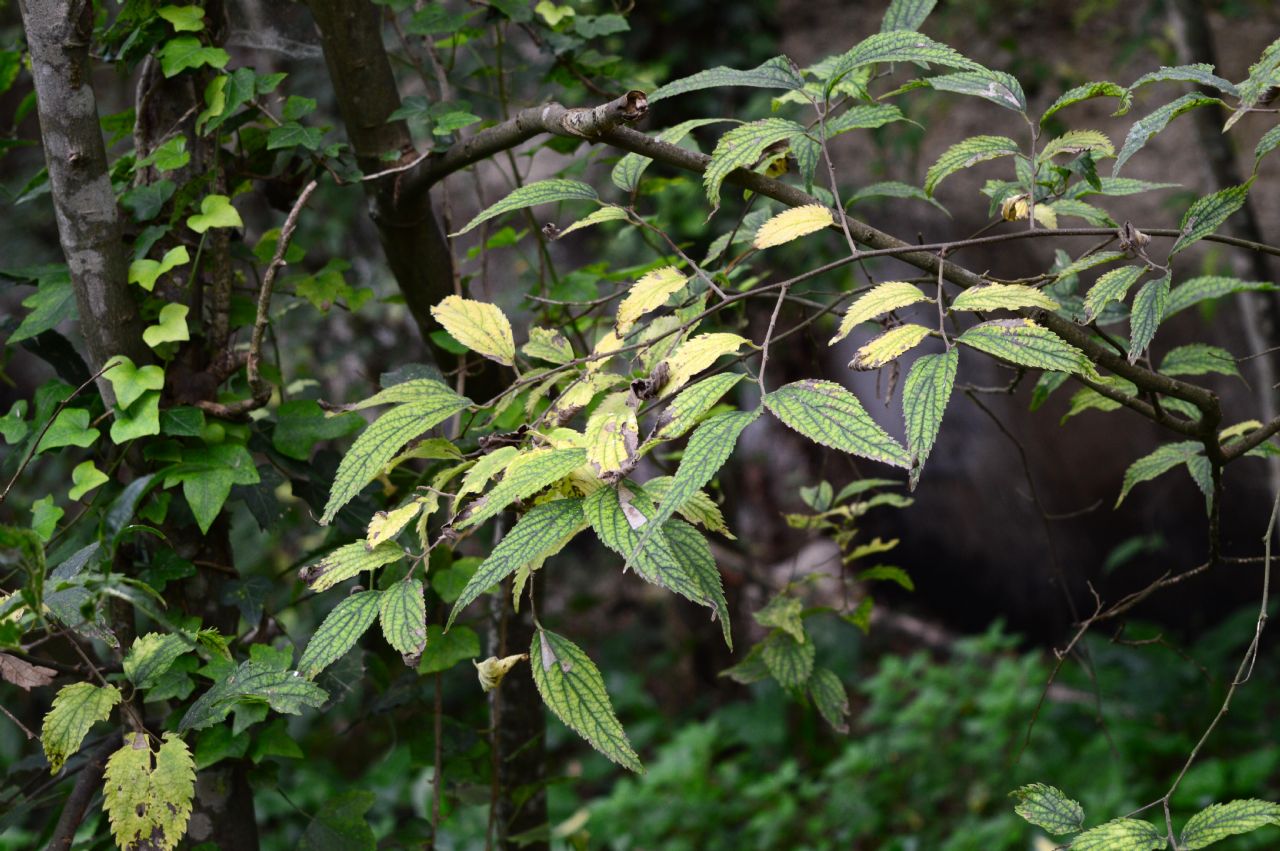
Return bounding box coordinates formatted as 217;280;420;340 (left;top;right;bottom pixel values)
1114;93;1223;175
298;542;403;592
1164;275;1277;318
661;333;751;394
616;266;688;335
1128;272;1170;364
661;518;733;647
1070;818;1163;851
451;178;598;236
1037;129;1113;162
703;118;805;210
448;498;585;626
522;328;574;365
924;135;1020;196
430;295;516;366
178;660;327;731
1160;344;1239;378
1181;799;1280;849
1040;81;1126;125
585;394;639;482
764;380;909;468
588;329;624;373
956;319;1092;376
950;284;1059;312
754;595;804;643
656;373;743;440
298;590;381;677
103;732;196;851
474;654;528;692
1082;265;1145;321
379;578;427;664
761;629;815;690
123;633;191;691
532;628;643;772
1009;783;1084;835
752;204;834;249
42;682;121;772
550;373;626;420
366;494;435;549
458;446;520;500
809;667;850;733
643;476;734;538
553;204;629;239
850;324;931;370
587;485;710;607
831;282;929;345
1053;250;1127;281
1171;181;1253;255
612;118;733;190
457;447;588;530
903;349;957;490
1116;441;1202;506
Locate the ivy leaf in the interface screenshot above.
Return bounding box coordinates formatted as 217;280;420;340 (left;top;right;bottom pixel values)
661;333;751;393
761;629;815;690
1171;181;1253;255
1009;783;1085;835
616;266;688;334
764;380;909;468
754;595;804;643
272;399;363;461
128;245;189;292
585;394;639;482
157;5;205;31
703;119;805;211
880;0;937;31
379;578;427;664
430;295;517;366
531;628;643;773
104;356;165;410
30;495;63;542
1128;272;1171;364
298;542;403;593
110;390;162;444
41;682;121;772
1070;818;1163;851
809;667;850;733
179;660;328;731
1164;275;1277;318
1160;344;1239;378
826;30;983;98
1114;93;1223;175
950;284;1059;312
186;194;243;233
11;274;75;343
419;624;480;674
297;591;381;678
957;319;1092;376
850;324;931;370
902;349;957;490
1180;799;1280;849
831;281;930;345
159;36;229;77
656;373;744;441
68;460;109;501
457;447;588;530
36;408;98;453
753;204;834;249
124;633;192;690
1040;81;1127;125
267;122;324;152
448;498;585;627
451;179;597;236
164;444;259;534
298;790;376;851
924;135;1020;196
1116;441;1202;506
1082;265;1145;322
649;55;804;103
103;733;195;851
611;118;731;192
143;303;190;348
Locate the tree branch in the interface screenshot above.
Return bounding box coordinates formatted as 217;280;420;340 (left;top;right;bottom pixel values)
46;736;117;851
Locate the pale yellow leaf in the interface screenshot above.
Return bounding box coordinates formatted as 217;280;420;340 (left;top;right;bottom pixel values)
584;393;639;482
850;324;932;370
550;372;626;420
554;205;630;239
616;266;688;335
522;328;575;364
366;493;438;548
831;282;929;345
950;284;1060;312
753;204;835;249
430;295;516;366
661;333;751;393
588;330;623;373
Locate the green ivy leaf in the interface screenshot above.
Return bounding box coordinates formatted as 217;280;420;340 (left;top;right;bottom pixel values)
298;789;376;851
68;460;109;501
104;356;165;410
1181;799;1280;849
1171;181;1253;255
298;590;382;678
809;667;850;733
159;36;229;78
1082;265;1145;322
157;5;205;32
1160;344;1239;378
1128;272;1171;364
703;118;805;211
902;349;957;490
179;660;328;731
11;274;75;343
1114;93;1223;175
451;179;597;236
124;633;192;690
143;303;190;348
418;624;480;674
164;444;260;534
267;122;323;152
298;542;403;593
611;119;731;191
1070;818;1163;851
271;400;363;461
761;629;815;690
764;380;909;468
531;628;643;773
1116;441;1203;506
1164;275;1277;318
36;408;98;454
41;682;121;772
136;136;192;173
186;194;243;233
30;495;62;542
1009;783;1084;835
924;135;1020;196
957;319;1092;376
103;733;195;851
457;447;588;530
649;56;804;103
379;578;426;664
110;390;162;444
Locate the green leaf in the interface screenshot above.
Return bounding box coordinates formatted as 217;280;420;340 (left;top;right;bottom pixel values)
1070;818;1163;851
321;383;470;525
1045;199;1116;227
31;495;63;542
649;55;804;102
643;477;733;538
128;245;189;292
449;499;585;626
831;281;930;345
522;328;575;364
1128;272;1170;364
1114;93;1223;175
1164;275;1277;318
451;179;598;236
881;0;936;31
67;460;108;501
179;660;327;731
11;274;75;343
532;628;643;772
298;591;381;678
124;633;191;690
754;595;804;643
611;118;731;192
1181;799;1280;849
764;380;909;468
143;303;190;348
847;180;949;214
1009;783;1084;835
957;319;1092;375
298;542;403;593
827;31;983;97
553;204;630;238
1083;265;1145;322
36;409;98;453
859;564;915;589
1129;63;1238;97
42;682;121;772
1053;250;1128;282
103;733;196;851
850;324;931;370
272;400;363;461
1038;129;1114;162
919;69;1026;111
925;135;1020;195
1116;441;1202;506
159;36;229;77
761;629;815;690
824;103;908;136
951;284;1059;312
1040;81;1126;125
1226;38;1280;130
809;667;850;733
1066;177;1181;199
418;624;480;674
458;448;587;530
703;118;805;211
157;5;205;31
186;194;243;234
1160;344;1239;378
267;122;324;152
1254;124;1280;170
656;373;744;440
103;357;163;410
902;349;957;490
298;789;376;851
110;390;161;444
1172;181;1253;255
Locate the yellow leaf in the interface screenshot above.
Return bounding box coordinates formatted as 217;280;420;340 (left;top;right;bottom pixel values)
550;372;626;420
430;295;516;366
366;493;437;548
587;330;624;373
616;266;688;335
850;324;932;370
474;653;528;692
753;204;835;249
662;333;751;393
831;282;929;345
554;204;630;239
585;393;639;482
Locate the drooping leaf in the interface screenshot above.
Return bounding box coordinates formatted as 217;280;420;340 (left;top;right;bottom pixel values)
1171;182;1253;255
179;660;328;731
1164;275;1277;318
661;333;751;393
611;118;732;191
103;733;195;851
902;349;957;489
661;518;733;647
1037;129;1113;162
850;324;931;370
831;281;930;345
919;69;1026;111
532;628;643;772
1070;818;1163;851
880;0;936;31
1160;344;1239;378
957;319;1092;375
1180;799;1280;849
656;373;744;440
761;629;815;690
1082;265;1145;322
430;295;517;365
764;380;909;468
1040;81;1126;125
649;55;804;103
616;266;687;334
298;542;403;593
924;135;1019;195
451;179;598;236
457;447;588;530
379;578;427;663
703;118;805;211
950;284;1059;312
41;682;121;772
1128;272;1171;364
1115;441;1202;506
752;204;835;249
1113;93;1223;175
124;633;192;691
1009;783;1085;835
809;667;850;733
1128;63;1238;97
297;590;381;678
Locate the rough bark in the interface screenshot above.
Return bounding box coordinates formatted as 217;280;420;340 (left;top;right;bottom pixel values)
18;0;149;399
